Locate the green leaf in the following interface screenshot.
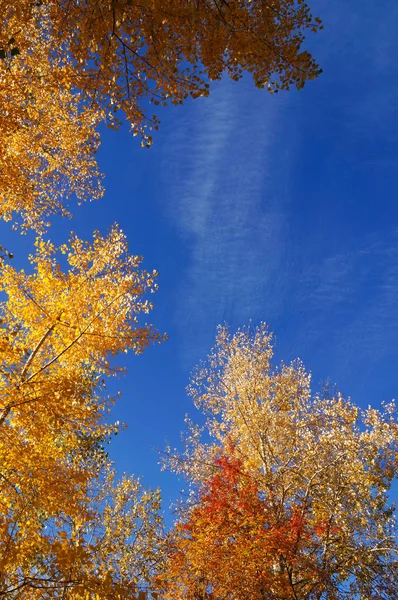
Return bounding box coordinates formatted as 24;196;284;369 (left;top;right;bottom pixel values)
0;49;6;59
10;47;20;57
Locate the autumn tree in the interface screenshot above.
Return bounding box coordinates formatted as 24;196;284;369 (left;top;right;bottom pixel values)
1;0;322;230
162;324;398;600
0;225;164;597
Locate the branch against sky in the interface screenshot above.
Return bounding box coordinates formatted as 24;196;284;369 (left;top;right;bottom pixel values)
1;0;322;230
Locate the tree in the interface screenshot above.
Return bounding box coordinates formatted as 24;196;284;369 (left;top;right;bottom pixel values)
162;324;398;599
0;225;164;597
1;0;322;230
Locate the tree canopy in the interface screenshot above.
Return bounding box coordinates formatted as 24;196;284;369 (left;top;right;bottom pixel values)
161;324;398;600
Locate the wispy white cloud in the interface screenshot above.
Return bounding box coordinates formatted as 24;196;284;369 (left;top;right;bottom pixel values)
338;237;398;362
162;79;294;366
275;229;398;403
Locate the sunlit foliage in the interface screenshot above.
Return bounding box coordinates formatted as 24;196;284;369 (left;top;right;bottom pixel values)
0;225;164;597
162;324;398;599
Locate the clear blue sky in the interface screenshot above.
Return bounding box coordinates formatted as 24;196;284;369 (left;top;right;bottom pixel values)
2;0;398;512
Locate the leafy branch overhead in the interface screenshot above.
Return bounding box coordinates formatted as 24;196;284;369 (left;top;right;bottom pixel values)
1;0;322;230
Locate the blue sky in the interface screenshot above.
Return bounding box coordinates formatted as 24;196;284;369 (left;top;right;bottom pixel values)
2;0;398;511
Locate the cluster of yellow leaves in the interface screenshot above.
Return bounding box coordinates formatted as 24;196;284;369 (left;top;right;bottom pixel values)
0;225;165;598
162;324;398;600
0;6;103;232
0;462;164;599
1;0;322;230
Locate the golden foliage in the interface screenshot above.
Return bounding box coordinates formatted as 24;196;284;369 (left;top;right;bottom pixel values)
1;0;322;229
0;11;103;232
162;324;398;599
0;460;164;599
0;225;164;597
